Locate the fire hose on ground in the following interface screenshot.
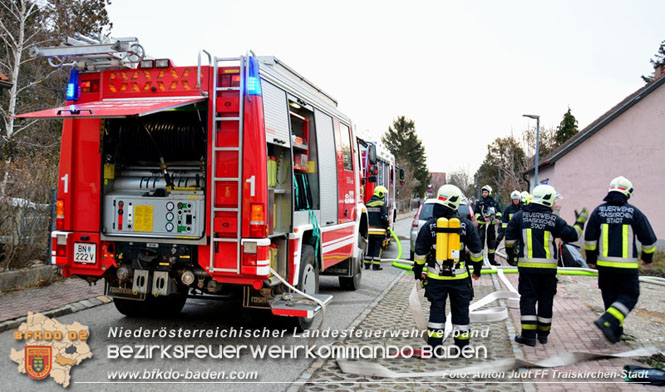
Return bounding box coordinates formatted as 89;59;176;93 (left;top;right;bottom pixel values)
337;232;664;380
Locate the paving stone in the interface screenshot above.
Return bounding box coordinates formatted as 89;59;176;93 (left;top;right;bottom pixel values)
300;273;524;392
0;277;104;322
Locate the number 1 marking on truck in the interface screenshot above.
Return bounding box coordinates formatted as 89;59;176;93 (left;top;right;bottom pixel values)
246;175;255;197
60;173;69;193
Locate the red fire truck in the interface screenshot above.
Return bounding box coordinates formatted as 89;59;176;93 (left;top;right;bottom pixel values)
18;38;366;329
357;137;403;246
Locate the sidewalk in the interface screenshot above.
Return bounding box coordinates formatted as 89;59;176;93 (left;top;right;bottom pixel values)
396;211;415;222
298;271;524;391
296;267;659;391
0;276;105;329
504;273;655;392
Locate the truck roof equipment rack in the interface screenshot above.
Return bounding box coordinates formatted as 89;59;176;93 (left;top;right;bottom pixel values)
30;33;145;71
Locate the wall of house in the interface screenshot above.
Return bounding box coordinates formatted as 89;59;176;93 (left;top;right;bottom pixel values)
530;165;555;191
543;84;665;245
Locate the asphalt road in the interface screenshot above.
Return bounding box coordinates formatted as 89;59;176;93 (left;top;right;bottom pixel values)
1;219;411;391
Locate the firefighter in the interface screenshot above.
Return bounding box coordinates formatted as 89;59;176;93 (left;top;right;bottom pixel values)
584;176;657;343
496;190;522;266
366;185;389;270
505;184;587;346
521;191;531;205
474;185;501;265
413;185;483;350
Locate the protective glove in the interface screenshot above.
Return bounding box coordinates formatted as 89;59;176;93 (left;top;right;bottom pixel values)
507;248;517;266
412;264;424;281
575;208;589;224
641;251;653;264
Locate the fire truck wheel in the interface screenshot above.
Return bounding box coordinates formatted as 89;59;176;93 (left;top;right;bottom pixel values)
339;246;363;290
291;244;319;331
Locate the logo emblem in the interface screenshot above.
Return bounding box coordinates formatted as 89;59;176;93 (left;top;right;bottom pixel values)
25;346;52;380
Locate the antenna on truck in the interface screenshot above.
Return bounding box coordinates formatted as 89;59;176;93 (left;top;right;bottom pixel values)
29;33;146;71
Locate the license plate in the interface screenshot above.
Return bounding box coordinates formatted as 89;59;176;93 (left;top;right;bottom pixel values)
74;243;96;264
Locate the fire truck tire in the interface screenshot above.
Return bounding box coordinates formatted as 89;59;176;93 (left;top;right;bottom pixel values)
339;246;363;290
113;291;187;317
290;244;319;331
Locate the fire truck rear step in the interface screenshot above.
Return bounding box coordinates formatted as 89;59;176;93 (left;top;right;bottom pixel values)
269;293;333;318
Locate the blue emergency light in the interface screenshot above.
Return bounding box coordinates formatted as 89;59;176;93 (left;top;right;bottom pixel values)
66;69;79;101
246;56;262;96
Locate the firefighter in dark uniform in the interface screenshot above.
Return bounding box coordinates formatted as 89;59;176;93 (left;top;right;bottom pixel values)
496;190;523;266
474;185;501;265
584;176;657;343
521;191;532;206
505;184;588;346
413;185;483;349
366;185;389;270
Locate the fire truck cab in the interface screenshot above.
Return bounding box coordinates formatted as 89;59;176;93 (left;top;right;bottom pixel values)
18;43;366;329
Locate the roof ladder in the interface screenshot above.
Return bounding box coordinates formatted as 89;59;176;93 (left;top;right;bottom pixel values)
209;55;247;273
30;34;145;71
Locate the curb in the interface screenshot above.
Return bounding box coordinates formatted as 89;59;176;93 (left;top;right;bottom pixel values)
286;269;405;392
0;295;113;333
0;265;57;292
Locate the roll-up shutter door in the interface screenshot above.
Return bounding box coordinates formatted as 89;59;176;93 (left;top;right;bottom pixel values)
315;110;338;226
262;80;291;147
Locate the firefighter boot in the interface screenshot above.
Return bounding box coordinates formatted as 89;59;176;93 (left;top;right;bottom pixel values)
594;314;621;343
515;330;537;347
537;324;551;344
427;331;443;352
372;259;383;271
488;251;499;266
364;258;371;270
454;335;470;351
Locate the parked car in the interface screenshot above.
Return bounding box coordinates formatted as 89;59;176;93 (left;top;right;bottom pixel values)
409;198;476;260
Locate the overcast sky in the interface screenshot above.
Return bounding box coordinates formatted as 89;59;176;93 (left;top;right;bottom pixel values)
108;0;665;176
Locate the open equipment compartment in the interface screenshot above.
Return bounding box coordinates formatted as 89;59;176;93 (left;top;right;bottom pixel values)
100;105;208;243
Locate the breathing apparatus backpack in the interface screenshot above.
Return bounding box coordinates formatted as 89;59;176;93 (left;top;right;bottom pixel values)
434;217;461;277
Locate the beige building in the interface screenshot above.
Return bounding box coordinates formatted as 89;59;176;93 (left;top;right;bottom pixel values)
526;65;665;247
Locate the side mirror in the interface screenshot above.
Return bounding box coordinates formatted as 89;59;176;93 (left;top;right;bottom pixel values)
368;144;377;165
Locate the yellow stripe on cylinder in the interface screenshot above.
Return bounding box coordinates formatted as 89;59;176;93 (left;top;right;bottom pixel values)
448;218;461;261
436;217;448;261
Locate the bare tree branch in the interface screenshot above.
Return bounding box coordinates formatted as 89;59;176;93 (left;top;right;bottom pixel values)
16;68;61;94
11;119;39;137
0;1;21;22
0;19;18;49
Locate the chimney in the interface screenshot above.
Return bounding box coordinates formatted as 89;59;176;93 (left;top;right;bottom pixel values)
655;63;665;81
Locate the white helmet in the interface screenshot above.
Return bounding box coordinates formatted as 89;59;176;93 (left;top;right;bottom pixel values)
520;191;531;204
481;185;492;195
531;185;560;208
436;184;463;211
608;176;633;199
510;190;521;200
